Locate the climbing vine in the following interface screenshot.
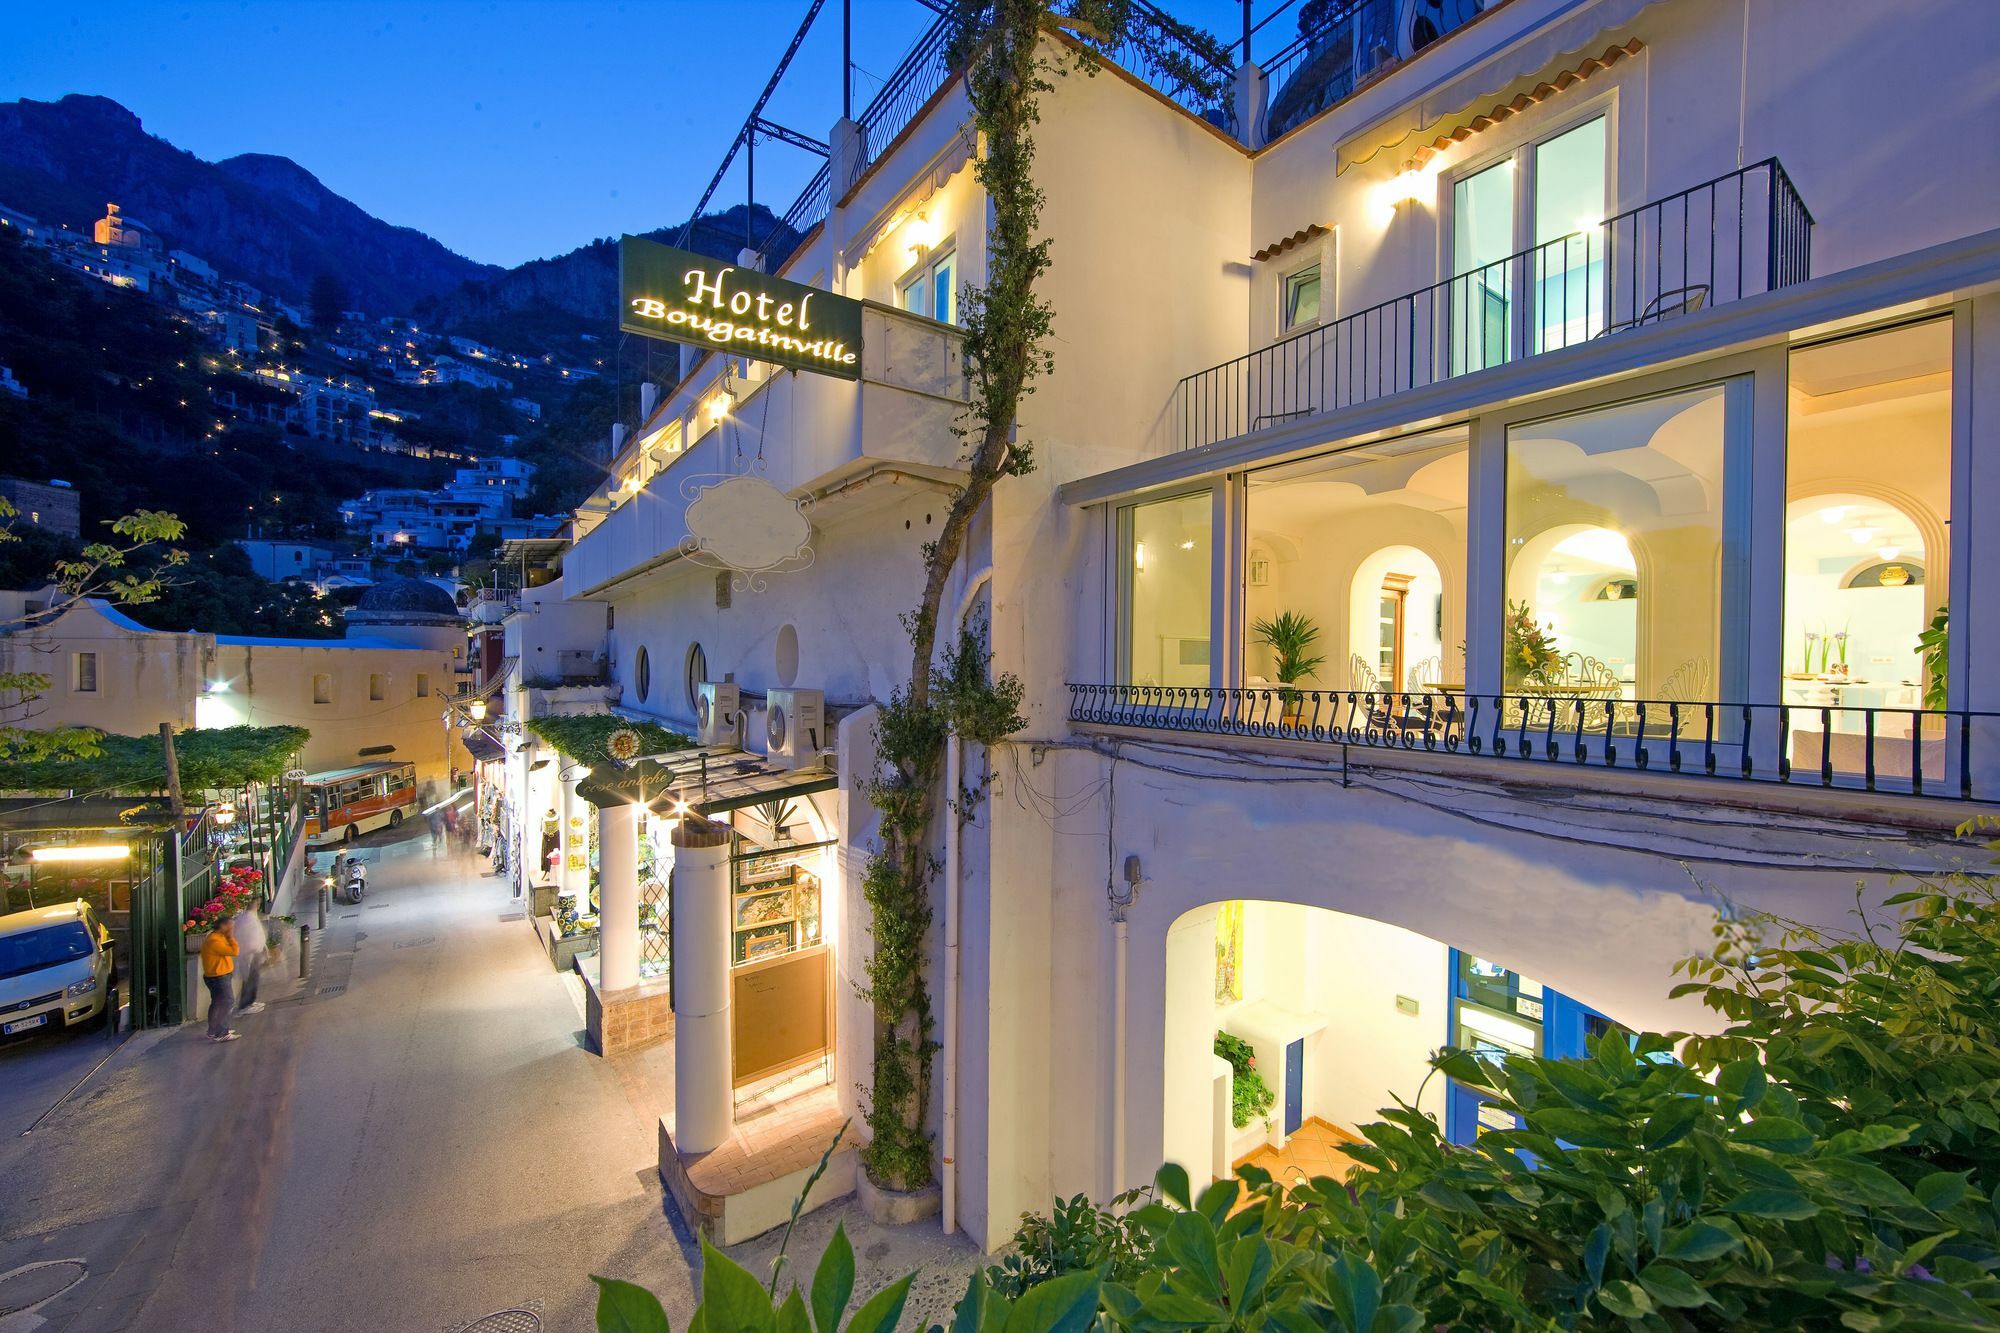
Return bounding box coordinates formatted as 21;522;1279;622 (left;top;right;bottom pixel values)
858;0;1224;1192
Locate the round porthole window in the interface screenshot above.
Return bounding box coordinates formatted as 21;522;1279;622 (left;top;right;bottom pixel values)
775;624;799;688
634;646;651;702
684;642;707;712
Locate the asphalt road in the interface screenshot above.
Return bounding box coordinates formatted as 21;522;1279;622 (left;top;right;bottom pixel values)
0;831;701;1332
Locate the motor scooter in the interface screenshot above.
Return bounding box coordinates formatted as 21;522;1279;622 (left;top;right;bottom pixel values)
342;857;368;904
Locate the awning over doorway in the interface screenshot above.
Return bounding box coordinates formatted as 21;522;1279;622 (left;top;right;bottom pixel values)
1335;0;1662;174
575;744;838;817
461;728;507;764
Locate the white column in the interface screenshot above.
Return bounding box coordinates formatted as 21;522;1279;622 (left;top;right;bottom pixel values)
672;816;734;1154
559;768;588;902
599;802;641;991
509;740;534;898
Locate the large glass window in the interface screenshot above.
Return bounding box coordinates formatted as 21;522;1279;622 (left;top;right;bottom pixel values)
1532;117;1607;352
1450;117;1607;372
1782;318;1952;781
1244;430;1468;698
1450;161;1516;374
1120;492;1212;687
1505;382;1728;701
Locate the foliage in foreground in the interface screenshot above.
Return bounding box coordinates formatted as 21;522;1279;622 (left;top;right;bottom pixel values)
598;843;2000;1331
0;724;310;794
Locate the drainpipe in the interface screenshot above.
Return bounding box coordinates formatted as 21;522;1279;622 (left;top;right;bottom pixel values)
941;563;992;1236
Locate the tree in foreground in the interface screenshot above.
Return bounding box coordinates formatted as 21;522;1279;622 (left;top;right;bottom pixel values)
0;499;187;763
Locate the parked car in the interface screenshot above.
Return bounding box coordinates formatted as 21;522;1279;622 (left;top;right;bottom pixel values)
0;902;116;1041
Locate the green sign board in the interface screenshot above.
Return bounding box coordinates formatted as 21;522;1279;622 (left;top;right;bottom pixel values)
619;235;863;381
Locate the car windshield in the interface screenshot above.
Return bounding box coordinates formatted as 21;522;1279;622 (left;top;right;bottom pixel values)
0;922;95;980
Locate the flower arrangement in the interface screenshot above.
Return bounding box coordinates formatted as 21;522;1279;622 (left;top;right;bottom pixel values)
1503;601;1563;688
182;866;265;935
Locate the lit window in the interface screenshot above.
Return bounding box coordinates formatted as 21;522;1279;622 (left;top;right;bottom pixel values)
899;248;957;325
1281;265;1321;331
74;652;98;693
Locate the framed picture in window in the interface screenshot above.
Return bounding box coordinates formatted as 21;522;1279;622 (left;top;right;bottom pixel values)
1248;557;1270;587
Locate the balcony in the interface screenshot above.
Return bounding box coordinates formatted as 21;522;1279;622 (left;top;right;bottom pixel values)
1067;684;1998;808
564;304;969;596
1172;159;1813;454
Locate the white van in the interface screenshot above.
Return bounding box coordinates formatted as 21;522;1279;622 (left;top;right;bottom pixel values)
0;902;116;1040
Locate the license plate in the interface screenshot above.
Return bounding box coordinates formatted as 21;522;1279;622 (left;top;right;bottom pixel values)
3;1013;49;1035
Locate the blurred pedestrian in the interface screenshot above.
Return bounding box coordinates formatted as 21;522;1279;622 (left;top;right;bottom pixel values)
233;904;268;1015
200;917;240;1042
427;808;445;858
443;801;461;846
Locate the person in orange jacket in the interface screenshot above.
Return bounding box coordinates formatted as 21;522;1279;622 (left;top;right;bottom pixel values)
200;917;240;1043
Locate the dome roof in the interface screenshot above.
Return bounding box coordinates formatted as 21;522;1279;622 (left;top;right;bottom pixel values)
351;577;459;620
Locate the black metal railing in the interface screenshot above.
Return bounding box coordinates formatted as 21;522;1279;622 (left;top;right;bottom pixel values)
1172;158;1813;453
1105;0;1238;133
767;160;832;258
849;12;955;191
1261;0;1402;140
1068;683;1994;803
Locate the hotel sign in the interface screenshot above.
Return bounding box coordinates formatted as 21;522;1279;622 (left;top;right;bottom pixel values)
618;235;862;380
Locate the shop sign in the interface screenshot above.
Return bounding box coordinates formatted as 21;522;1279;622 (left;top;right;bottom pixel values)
619;235;862;380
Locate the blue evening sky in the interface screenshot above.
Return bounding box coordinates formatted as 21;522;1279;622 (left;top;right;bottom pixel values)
4;0;1253;269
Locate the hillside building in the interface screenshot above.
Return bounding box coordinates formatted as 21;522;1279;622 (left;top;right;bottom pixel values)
0;577;472;793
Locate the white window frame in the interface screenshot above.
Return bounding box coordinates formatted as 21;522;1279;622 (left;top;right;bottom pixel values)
896;241;959;326
1277;258;1326;336
73;652;98;693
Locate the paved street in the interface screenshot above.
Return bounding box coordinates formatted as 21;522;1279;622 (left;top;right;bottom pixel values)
0;831;977;1333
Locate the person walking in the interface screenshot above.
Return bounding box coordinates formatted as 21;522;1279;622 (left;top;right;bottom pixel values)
200;917;240;1043
232;904;268;1015
427;808;445;858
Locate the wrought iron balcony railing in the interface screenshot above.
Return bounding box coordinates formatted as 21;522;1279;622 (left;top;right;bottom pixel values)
1172;158;1813;453
1067;683;1994;804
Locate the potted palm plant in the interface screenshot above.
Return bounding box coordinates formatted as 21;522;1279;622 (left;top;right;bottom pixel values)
1251;611;1326;725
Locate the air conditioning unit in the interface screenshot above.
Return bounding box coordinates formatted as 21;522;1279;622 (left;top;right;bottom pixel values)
765;688;825;770
697;681;740;747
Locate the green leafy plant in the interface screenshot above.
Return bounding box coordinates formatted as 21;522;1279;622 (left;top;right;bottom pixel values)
1919;602;1948;710
1250;611;1325;702
636;830;2000;1330
1503;598;1563;688
1213;1031;1274;1129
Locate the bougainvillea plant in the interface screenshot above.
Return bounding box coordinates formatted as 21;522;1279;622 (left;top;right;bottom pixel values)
181;866;265;934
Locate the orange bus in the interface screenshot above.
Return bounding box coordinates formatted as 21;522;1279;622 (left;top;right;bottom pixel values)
302;761;419;846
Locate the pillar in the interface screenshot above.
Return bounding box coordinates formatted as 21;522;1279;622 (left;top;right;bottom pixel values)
672;815;734;1154
559;767;589;902
600;802;641;991
1231;62;1268;151
509;740;534;898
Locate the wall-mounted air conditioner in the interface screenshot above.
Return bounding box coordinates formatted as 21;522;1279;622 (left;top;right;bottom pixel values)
697;681;740;747
765;688;825;771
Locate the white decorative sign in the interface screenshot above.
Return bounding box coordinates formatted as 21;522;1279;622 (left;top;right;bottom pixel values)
679;469;815;592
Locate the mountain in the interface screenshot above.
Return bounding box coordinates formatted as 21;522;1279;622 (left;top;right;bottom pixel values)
0;94;498;312
416;204;801;351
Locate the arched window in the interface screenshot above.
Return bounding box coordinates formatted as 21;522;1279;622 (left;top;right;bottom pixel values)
684;642;707;712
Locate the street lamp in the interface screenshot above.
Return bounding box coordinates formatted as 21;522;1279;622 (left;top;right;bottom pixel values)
467;698;487;722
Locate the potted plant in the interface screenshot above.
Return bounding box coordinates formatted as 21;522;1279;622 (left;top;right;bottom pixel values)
1250;611;1326;725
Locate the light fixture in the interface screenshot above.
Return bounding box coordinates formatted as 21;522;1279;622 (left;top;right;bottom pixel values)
1819;505;1849;526
1133;541;1146;572
672;799;693;817
32;845;131;863
1876;544;1901;561
1849;526;1879;546
1549;567;1570;585
467;698;488;722
1179;540;1196;551
206;679;228;693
